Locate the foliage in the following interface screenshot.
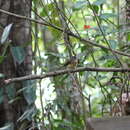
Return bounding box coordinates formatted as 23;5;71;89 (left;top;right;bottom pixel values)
0;23;13;44
0;0;129;129
31;0;125;129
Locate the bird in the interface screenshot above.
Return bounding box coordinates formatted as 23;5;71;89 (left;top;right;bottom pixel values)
63;56;79;69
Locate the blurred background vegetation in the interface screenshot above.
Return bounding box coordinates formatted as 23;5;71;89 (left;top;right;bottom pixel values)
0;0;130;129
32;0;129;129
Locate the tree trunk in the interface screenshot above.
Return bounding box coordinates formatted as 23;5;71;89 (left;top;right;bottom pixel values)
0;0;33;129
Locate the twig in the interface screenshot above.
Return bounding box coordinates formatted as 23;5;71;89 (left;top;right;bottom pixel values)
0;9;130;57
4;66;130;85
86;0;122;66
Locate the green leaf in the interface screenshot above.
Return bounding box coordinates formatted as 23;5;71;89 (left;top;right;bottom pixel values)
45;52;64;58
109;40;117;49
0;56;5;63
0;73;5;78
23;80;36;105
40;8;48;17
127;33;130;41
100;13;117;20
11;46;26;64
93;0;107;6
104;59;116;67
6;83;16;100
53;119;81;129
73;1;88;11
91;5;99;14
1;23;13;44
0;123;14;130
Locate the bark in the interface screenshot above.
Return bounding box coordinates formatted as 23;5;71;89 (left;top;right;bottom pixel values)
0;0;32;129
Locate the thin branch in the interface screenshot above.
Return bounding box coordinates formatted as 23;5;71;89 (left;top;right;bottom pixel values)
0;9;130;58
4;66;130;85
57;0;73;57
86;0;122;66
